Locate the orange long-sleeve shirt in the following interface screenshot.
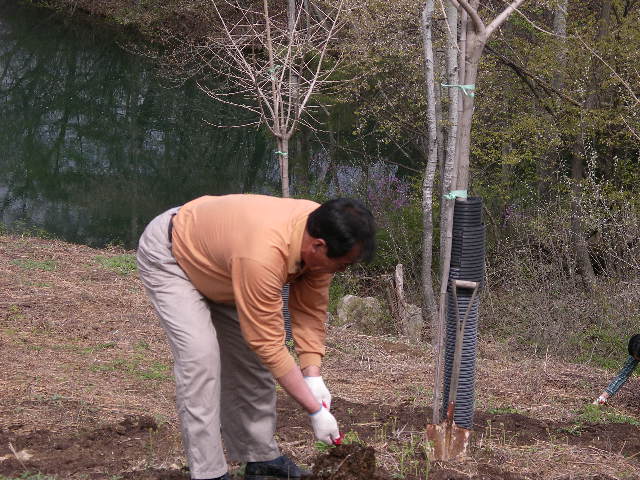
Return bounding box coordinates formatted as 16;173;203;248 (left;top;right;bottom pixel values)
171;194;331;378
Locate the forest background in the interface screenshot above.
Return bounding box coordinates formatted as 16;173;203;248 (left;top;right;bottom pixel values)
33;0;640;370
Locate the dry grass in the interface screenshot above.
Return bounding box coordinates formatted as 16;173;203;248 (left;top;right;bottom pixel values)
2;233;640;479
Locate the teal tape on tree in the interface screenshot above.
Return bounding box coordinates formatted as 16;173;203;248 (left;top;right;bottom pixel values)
441;83;476;97
274;151;288;156
444;190;468;200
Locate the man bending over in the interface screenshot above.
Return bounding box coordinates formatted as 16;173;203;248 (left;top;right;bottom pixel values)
136;195;376;480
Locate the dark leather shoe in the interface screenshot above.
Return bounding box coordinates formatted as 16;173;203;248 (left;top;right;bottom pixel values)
244;455;311;479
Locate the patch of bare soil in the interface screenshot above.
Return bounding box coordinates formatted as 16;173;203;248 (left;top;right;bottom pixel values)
1;389;636;479
2;234;640;480
0;416;187;480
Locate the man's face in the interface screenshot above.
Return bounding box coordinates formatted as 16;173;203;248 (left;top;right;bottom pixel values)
304;240;362;274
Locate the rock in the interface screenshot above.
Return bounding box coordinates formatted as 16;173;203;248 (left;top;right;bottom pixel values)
400;303;424;343
335;295;386;334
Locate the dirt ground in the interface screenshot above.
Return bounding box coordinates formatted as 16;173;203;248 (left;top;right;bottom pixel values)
1;234;640;480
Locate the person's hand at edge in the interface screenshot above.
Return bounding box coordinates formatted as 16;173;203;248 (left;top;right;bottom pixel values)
593;392;609;405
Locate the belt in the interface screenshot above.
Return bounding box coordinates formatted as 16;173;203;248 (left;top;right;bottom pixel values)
168;214;176;243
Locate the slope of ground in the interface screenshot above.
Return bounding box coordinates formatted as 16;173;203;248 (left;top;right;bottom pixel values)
1;233;639;479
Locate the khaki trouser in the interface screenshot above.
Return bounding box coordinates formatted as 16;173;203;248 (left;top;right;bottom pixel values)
136;208;280;479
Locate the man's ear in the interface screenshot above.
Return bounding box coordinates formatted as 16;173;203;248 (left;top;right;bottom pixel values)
311;238;327;252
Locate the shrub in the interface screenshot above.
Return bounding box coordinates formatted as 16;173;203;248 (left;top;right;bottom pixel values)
482;181;640;364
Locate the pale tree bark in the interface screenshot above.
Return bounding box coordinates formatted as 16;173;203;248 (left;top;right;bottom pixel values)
287;0;301;139
457;7;468;131
431;0;460;425
537;0;568;200
276;137;291;198
288;0;296;31
440;0;459;257
428;0;528;423
434;48;446;170
420;0;438;344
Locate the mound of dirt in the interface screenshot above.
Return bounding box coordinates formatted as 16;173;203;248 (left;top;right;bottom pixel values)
309;443;389;480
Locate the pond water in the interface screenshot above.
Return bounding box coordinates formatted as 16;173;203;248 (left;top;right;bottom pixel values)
0;1;410;249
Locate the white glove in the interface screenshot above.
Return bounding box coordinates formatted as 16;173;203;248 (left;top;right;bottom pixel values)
593;394;608;405
304;376;332;410
309;406;340;445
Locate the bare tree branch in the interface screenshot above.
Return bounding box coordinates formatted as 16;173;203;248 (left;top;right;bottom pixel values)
484;0;528;39
620;114;640;141
484;44;581;107
452;0;485;33
190;0;347;196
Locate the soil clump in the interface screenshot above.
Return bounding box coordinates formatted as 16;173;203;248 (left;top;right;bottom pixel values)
309;443;389;479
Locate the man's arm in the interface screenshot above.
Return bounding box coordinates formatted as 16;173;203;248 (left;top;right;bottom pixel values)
287;272;332;370
604;356;638;396
288;275;334;410
593;356;639;404
231;258;340;443
277;366;321;413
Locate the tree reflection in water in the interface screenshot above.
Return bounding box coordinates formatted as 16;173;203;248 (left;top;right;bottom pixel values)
0;2;272;248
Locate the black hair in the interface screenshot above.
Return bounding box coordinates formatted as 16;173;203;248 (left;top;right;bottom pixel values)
306;198;376;263
628;334;640;358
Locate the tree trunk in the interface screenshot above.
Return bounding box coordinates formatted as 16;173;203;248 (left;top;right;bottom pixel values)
277;137;291;197
288;0;301;123
288;0;296;32
454;23;483;191
440;0;459;256
434;49;445;175
420;0;438;342
431;0;528;423
537;0;568;200
433;0;460;424
570;139;594;289
570;1;612;290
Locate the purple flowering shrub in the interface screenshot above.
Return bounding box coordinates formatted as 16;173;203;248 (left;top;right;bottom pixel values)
366;165;411;215
329;161;422;299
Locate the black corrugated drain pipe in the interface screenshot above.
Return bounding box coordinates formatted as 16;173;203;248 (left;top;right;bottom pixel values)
441;197;485;428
